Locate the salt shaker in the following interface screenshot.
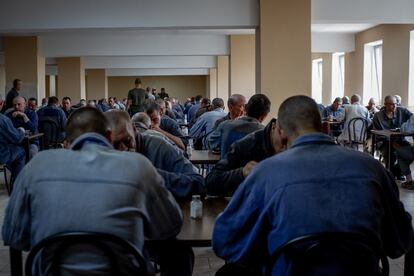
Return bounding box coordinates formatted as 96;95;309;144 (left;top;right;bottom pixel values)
190;195;203;219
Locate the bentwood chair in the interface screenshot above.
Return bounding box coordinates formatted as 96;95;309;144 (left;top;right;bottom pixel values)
25;231;149;276
265;232;389;276
345;117;370;151
38;119;62;149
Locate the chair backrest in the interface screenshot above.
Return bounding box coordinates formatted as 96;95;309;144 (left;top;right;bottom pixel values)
347;117;369;144
38;119;60;149
266;232;389;276
25;231;149;276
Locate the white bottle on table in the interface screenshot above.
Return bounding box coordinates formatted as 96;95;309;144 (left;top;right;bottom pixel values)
190;195;203;219
186;138;193;156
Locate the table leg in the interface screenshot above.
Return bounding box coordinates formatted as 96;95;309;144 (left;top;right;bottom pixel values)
10;247;23;276
371;133;376;156
388;138;391;170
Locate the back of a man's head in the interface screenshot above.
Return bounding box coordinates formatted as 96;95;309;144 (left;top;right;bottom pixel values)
278;95;322;138
132;112;151;129
65;107;110;144
245;94;271;120
350;94;361;104
104;110;136;151
48;96;59;106
212;98;224;109
195;95;203;102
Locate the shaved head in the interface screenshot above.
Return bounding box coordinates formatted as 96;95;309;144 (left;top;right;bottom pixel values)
278;95;322;138
104;110;136;151
65;107;110;144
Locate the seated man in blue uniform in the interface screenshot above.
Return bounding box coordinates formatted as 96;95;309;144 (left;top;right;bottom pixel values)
105;110;205;200
0;96;25;182
7;96;39;159
206;118;284;196
213;95;413;275
2;107;183;275
209;94;271;158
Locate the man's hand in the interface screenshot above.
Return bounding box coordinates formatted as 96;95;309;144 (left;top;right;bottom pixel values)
12;111;29;122
242;160;258;178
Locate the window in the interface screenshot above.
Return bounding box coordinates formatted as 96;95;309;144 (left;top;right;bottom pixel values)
331;52;345;102
409;31;414;107
363;40;383;105
312;58;323;104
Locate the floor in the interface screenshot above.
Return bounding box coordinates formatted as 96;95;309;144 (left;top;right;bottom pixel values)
0;170;412;276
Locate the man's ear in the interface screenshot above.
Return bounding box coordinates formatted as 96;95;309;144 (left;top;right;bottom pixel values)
277;126;288;147
105;130;113;144
63;140;70;149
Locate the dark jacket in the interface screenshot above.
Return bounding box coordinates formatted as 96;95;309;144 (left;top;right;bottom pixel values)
206;119;276;196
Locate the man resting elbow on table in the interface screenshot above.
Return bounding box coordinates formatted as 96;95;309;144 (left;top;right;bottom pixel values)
205;118;285;196
105;110;205;200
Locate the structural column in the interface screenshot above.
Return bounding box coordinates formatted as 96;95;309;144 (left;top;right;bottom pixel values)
57;57;86;103
86;69;108;100
4;36;46;100
258;0;311;115
230;35;256;99
217;56;229;104
208;68;218;100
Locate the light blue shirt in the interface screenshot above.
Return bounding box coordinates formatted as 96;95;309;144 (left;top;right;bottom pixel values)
190;108;226;149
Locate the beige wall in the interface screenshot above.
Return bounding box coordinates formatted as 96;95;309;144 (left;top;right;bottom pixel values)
0;65;5;98
57;57;86;103
209;68;218;99
4;36;45;100
312;53;332;105
345;24;414;106
108;75;207;102
230;35;256;99
217;56;229;104
86;69;108;100
258;0;311;117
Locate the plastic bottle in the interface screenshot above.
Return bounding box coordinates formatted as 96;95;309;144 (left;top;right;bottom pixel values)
190;195;203;219
187;138;193;156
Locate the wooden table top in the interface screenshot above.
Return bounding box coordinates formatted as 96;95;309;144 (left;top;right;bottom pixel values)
25;132;44;140
371;129;414;137
176;197;229;246
189;150;220;165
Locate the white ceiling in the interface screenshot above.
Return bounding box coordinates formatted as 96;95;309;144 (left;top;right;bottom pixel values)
311;24;377;34
0;0;413;75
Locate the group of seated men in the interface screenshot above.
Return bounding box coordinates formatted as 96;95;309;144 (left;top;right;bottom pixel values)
316;93;414;189
1;80;414;275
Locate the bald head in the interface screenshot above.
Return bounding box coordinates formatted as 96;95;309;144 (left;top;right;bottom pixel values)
104;110;136;151
278;95;322;138
13;96;26;112
65;107;110;144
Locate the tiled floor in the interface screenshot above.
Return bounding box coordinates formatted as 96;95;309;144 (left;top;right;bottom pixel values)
0;172;412;275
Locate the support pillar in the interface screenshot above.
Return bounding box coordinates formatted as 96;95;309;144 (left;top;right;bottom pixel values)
57;57;86;103
230;35;255;99
4;36;45;100
217;56;229;104
258;0;311;115
86;69;108;100
209;68;218;100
